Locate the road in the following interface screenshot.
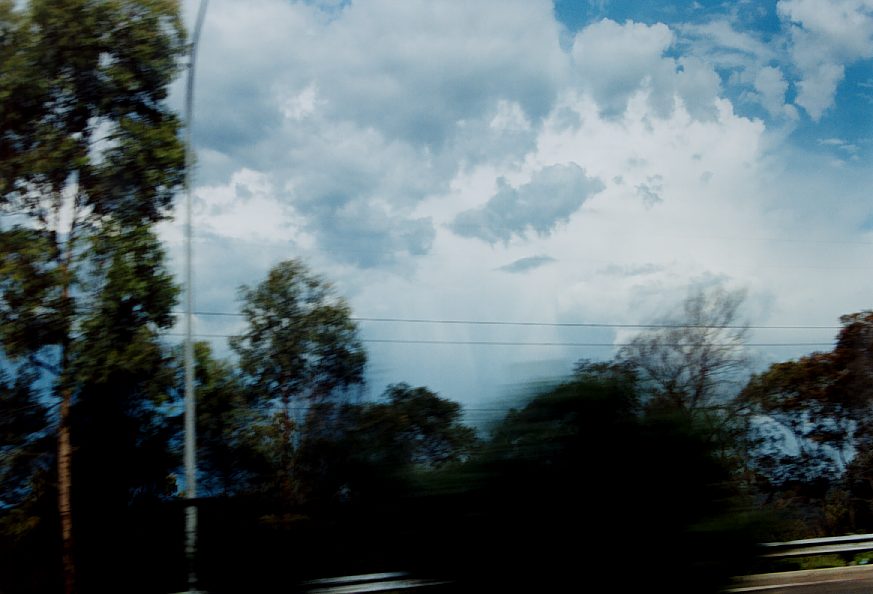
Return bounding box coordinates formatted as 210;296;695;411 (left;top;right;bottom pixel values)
729;565;873;593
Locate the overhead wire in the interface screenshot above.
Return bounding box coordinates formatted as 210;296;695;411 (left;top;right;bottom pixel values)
171;310;843;331
160;332;834;348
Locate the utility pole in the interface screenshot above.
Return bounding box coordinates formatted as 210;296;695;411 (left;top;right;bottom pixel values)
184;1;208;592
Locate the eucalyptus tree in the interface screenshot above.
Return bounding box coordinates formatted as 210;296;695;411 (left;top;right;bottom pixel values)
231;259;367;502
0;1;186;591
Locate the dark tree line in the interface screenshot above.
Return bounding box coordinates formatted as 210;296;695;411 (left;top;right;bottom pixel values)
0;248;483;592
5;247;869;592
610;285;873;542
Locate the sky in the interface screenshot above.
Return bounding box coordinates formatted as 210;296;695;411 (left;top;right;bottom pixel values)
162;0;873;417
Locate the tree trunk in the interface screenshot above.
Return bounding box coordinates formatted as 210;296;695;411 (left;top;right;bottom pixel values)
57;219;77;594
58;389;75;594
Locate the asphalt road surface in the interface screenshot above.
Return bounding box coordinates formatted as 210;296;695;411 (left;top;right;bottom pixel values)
729;565;873;593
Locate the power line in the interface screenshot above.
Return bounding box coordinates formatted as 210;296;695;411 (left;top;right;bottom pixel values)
172;311;842;331
361;339;831;348
194;404;569;415
354;318;837;330
161;332;834;348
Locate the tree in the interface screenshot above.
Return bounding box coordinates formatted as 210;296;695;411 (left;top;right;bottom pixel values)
395;364;762;593
230;259;367;502
616;285;752;470
0;1;186;591
68;224;181;592
186;341;262;497
187;372;481;590
741;312;873;491
296;383;479;504
0;224;184;594
0;367;48;510
0;364;54;594
353;383;477;469
618;285;750;414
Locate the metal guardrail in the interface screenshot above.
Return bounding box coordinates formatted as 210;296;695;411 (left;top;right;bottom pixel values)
760;533;873;559
303;572;449;594
728;535;873;593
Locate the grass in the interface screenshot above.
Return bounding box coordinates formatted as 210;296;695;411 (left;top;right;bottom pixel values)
767;553;873;572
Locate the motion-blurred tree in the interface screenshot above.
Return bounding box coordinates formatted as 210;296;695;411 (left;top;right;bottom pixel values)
230;259;367;503
0;1;186;591
394;362;763;593
617;285;752;467
618;285;750;413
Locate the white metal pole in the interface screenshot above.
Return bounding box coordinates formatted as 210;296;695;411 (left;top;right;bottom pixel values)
185;1;208;592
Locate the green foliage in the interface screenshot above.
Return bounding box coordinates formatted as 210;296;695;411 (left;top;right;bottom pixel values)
0;0;187;382
232;259;367;404
229;259;367;501
297;383;479;505
188;341;263;497
0;0;186;224
187;375;482;589
0;223;182;592
67;223;179;498
0;1;187;590
0;228;67;359
352;383;477;469
614;286;755;486
73;224;178;386
198;257;474;506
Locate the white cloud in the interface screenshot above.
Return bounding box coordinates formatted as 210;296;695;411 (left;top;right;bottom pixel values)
679;19;776;66
674;55;724;119
280;83;320;121
309;0;567;145
166;0;873;406
489;100;532;133
194;168;301;243
754;65;790;117
571;19;721;120
180;0;571;267
818;136;861;155
778;0;873;120
675;20;798;120
795;61;847;120
572;19;676;117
